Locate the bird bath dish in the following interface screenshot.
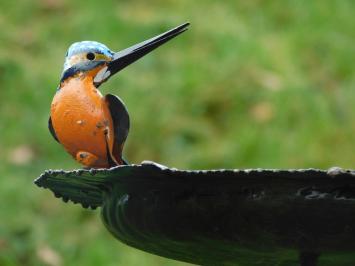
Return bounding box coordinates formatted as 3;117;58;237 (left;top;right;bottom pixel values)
35;162;355;266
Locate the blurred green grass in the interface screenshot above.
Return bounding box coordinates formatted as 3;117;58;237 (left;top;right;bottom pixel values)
0;0;354;265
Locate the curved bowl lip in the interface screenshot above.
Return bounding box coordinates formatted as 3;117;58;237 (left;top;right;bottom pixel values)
34;161;355;209
34;162;355;266
36;161;354;179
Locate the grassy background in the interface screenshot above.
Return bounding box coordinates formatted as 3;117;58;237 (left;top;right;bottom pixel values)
0;0;354;265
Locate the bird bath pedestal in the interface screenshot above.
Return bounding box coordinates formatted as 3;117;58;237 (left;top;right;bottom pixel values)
35;162;355;266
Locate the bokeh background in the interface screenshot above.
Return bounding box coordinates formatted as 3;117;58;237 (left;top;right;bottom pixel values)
0;0;354;265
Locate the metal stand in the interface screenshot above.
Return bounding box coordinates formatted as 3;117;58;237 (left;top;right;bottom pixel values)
300;251;319;266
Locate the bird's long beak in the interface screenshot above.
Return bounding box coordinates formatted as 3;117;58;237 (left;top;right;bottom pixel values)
94;22;190;86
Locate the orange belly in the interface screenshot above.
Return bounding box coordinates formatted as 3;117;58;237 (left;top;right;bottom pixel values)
51;73;114;168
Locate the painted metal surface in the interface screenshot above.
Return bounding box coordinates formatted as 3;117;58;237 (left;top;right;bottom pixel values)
49;23;189;168
35;162;355;266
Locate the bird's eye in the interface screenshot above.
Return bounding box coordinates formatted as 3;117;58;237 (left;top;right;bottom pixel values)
86;52;95;60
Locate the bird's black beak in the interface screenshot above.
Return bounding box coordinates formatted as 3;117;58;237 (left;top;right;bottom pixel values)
94;22;190;87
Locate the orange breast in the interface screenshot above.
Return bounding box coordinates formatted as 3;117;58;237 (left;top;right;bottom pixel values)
51;72;114;168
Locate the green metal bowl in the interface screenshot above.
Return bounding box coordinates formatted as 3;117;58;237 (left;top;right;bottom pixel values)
35;162;355;266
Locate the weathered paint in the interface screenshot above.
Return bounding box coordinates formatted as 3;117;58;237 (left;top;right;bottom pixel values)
51;66;118;168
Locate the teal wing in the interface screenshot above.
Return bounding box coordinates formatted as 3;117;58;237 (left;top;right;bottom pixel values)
48;116;59;143
105;94;130;165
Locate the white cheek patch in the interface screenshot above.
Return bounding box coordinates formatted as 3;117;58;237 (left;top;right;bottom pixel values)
94;66;111;84
63;55;85;71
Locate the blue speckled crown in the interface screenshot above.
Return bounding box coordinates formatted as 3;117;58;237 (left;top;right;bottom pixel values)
63;41;114;72
66;41;114;58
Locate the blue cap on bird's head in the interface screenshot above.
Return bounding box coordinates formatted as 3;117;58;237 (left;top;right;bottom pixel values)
61;23;190;87
66;41;114;58
63;41;114;71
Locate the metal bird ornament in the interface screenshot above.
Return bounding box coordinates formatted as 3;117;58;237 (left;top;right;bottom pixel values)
38;23;355;266
49;23;189;168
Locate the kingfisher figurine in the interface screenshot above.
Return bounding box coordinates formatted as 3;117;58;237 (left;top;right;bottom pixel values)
49;23;189;168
